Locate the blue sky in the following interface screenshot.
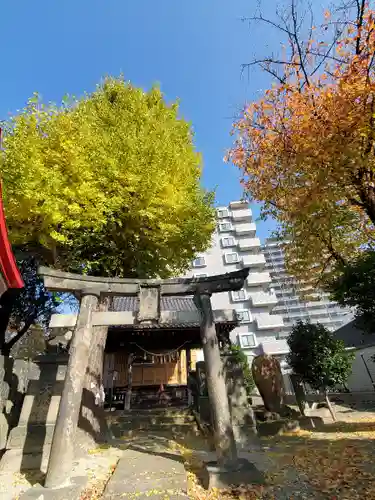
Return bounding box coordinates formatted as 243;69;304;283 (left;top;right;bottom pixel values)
0;1;326;242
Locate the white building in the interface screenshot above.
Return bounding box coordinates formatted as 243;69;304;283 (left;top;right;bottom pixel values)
262;238;353;337
183;201;285;366
334;320;375;392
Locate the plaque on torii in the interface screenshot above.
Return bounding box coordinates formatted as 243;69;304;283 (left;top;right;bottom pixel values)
38;266;262;489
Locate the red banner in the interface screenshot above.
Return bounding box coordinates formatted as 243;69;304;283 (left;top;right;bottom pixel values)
0;128;24;294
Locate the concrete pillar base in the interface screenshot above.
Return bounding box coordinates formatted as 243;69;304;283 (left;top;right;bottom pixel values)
201;458;265;490
0;413;9;450
18;476;88;499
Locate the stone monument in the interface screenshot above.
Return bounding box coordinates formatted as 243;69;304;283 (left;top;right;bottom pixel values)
252;354;285;414
222;354;257;445
196;357;257;445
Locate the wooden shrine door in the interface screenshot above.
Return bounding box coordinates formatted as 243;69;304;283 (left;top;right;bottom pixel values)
104;349;198;388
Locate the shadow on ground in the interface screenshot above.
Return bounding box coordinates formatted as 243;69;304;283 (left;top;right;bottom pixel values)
257;423;375;500
106;413;375;499
5;403;375;499
109;425;212;492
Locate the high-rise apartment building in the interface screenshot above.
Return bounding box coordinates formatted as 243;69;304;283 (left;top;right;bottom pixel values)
183;201;286;365
263;238;353;337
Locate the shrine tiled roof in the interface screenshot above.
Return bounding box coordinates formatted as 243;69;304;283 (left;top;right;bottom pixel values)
109;295;237;331
111;296;198;313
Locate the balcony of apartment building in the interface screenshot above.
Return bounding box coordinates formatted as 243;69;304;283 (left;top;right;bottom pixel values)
230;205;252;222
250;290;278;307
306;300;340;310
247;272;272;287
271;275;295;285
229;200;249;209
234;222;257;238
312;315;347;326
237;237;261;251
216;202;252;222
254;313;284;330
221;249;268;270
220;235;261;252
260;337;289;355
242;253;266;268
266;263;286;273
283;311;309;321
274;300;331;313
304;311;330;321
265;253;284;263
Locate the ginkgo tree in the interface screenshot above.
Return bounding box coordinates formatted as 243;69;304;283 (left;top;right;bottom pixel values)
228;0;375;284
0;77;216;445
2;77;215;279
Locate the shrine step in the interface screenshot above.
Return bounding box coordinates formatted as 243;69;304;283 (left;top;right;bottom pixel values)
107;407;191;416
107;409;198;436
109;420;197;435
110;425;200;439
109;414;195;425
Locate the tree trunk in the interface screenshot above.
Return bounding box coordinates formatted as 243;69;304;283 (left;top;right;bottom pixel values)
357;184;375;227
45;291;99;489
324;390;336;422
290;374;307;416
195;292;238;468
78;296;111;449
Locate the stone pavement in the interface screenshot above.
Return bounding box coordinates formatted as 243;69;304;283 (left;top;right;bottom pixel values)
103;449;188;499
0;445;122;500
103;433;188;499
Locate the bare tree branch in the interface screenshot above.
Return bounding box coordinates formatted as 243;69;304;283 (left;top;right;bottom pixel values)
258;63;287;84
356;0;366;54
309;43;346;77
241;0;365;89
241;14;292;36
291;0;310;85
243;57;300;67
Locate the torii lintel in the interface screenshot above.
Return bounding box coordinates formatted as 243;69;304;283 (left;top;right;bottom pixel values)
37;266;250;297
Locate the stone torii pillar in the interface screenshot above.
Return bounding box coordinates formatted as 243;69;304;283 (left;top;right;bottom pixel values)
195;291;264;490
195;292;237;465
45;290;99;488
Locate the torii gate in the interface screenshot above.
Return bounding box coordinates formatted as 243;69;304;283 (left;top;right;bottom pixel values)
0;128;23;298
39;266;261;489
0;182;24;297
0;178;24;345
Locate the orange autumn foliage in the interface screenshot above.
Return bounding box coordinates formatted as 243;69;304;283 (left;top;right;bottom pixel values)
228;1;375;283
